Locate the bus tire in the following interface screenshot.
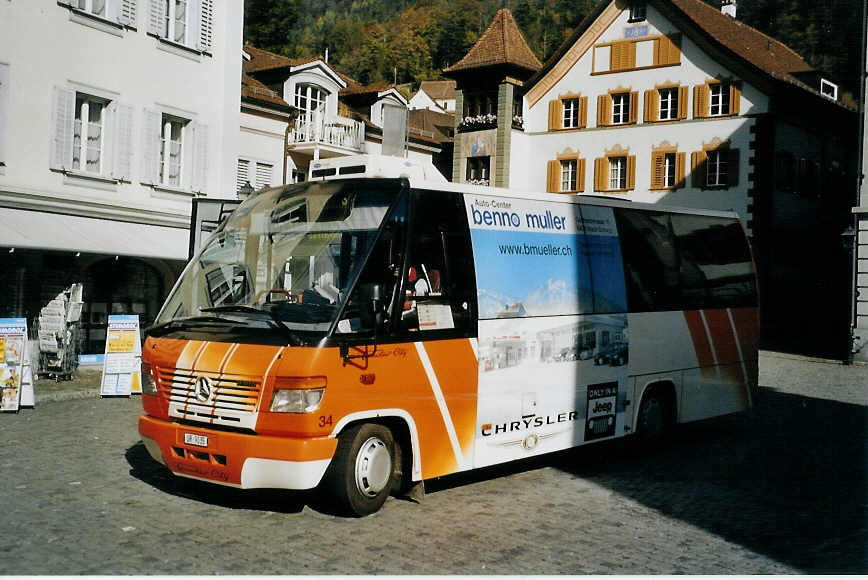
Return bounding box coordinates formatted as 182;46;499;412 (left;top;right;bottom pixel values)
636;385;674;441
323;423;396;516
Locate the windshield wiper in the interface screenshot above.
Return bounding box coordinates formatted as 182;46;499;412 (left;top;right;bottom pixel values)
146;314;246;336
200;305;303;346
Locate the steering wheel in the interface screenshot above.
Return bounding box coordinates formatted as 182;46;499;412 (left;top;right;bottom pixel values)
255;288;296;304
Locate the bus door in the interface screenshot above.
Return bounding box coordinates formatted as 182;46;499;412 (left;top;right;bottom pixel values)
332;188;479;480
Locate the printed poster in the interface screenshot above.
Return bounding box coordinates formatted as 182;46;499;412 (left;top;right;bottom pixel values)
0;318;28;412
101;315;142;397
465;194;630;467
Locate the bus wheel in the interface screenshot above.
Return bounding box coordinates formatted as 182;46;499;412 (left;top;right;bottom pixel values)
324;423;396;516
636;387;672;441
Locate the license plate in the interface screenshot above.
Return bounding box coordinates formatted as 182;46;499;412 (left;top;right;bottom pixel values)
184;432;208;447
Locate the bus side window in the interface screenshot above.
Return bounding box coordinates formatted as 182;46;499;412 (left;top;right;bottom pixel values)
614;209;682;312
399;189;477;335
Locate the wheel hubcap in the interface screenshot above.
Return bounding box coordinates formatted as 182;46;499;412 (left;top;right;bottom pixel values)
355;437;391;497
641;397;664;435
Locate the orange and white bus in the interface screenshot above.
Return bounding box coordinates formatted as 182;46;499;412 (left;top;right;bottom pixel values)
139;165;758;516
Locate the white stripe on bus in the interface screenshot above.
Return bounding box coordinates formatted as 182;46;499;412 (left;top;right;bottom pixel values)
414;342;468;470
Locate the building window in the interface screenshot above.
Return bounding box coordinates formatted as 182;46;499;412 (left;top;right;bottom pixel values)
692;147;739;189
160;114;186;187
651;150;685;190
663;153;677;187
149;0;213;53
562;99;581;129
73;0;108;18
609;156;627;189
73;94;106;174
51;87;134;181
594;154;635;192
658;87;678;120
709;83;730;116
466;157;490;185
295;83;327;121
705;150;728;186
237;158;275;194
628;3;647;22
164;0;187;44
612;93;630;125
561;159;577;191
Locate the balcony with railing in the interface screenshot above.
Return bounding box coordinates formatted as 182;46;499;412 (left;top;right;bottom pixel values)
287;113;365;153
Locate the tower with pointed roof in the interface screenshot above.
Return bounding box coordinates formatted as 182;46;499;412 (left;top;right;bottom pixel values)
443;8;542;188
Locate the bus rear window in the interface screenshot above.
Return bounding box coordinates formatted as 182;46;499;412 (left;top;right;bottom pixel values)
615;209;757;312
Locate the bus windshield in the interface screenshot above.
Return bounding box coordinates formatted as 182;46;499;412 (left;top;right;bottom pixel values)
154;179;403;338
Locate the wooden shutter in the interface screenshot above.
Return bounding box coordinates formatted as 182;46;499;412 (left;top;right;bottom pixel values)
149;0;165;36
628;91;639;124
142;109;162;184
693;84;708;119
548;100;562;131
650;151;665;189
728;148;740;187
626;155;636;190
597;94;610;127
675;152;686;188
576;158;586;192
678;86;689;119
50;87;75;171
579;97;588;128
546;160;560;192
644;90;654;122
191;121;209;193
730;82;741;115
198;0;214;52
610;43;624;71
594;157;607;191
112;103;134;181
691;151;707;188
655;34;681;66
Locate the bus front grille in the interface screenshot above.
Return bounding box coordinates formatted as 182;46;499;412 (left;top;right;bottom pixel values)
157;368;261;430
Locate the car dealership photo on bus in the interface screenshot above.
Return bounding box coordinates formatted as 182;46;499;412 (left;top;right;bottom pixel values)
138;160;759;516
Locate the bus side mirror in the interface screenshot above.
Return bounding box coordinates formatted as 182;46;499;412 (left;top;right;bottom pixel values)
358;283;386;330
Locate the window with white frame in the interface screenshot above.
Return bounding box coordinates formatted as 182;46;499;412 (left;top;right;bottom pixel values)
709;83;731;116
295;84;327;122
73;0;109;18
706;150;728;186
628;2;647;22
73;94;107;174
609;156;627;189
612;93;630;125
236;158;274;194
148;0;213;53
561;159;577;191
51;87;134;181
142;107;207;192
160;114;186;187
562;99;580;129
659;87;678;120
663;152;676;188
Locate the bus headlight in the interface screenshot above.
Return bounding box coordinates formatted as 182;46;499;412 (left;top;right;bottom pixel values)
141;361;158;395
270;377;326;413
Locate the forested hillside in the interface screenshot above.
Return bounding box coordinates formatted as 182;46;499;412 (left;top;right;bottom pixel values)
243;0;864;102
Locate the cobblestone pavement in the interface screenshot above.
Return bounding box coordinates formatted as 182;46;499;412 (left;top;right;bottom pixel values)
0;353;865;574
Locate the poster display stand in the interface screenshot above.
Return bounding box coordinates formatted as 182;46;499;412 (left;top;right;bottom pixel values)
100;315;142;397
0;318;29;412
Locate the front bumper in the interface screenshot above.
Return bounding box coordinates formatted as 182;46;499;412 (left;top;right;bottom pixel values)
138;414;338;490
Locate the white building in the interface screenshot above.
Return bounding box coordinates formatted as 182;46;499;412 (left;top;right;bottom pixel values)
0;0;242;353
409;80;457;113
853;10;868;363
240;45;442;190
445;1;858;359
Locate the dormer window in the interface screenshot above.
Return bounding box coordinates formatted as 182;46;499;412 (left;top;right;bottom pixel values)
294;84;328;121
628;3;647;22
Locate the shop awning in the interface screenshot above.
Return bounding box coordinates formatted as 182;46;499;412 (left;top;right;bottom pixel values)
0;208;190;261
